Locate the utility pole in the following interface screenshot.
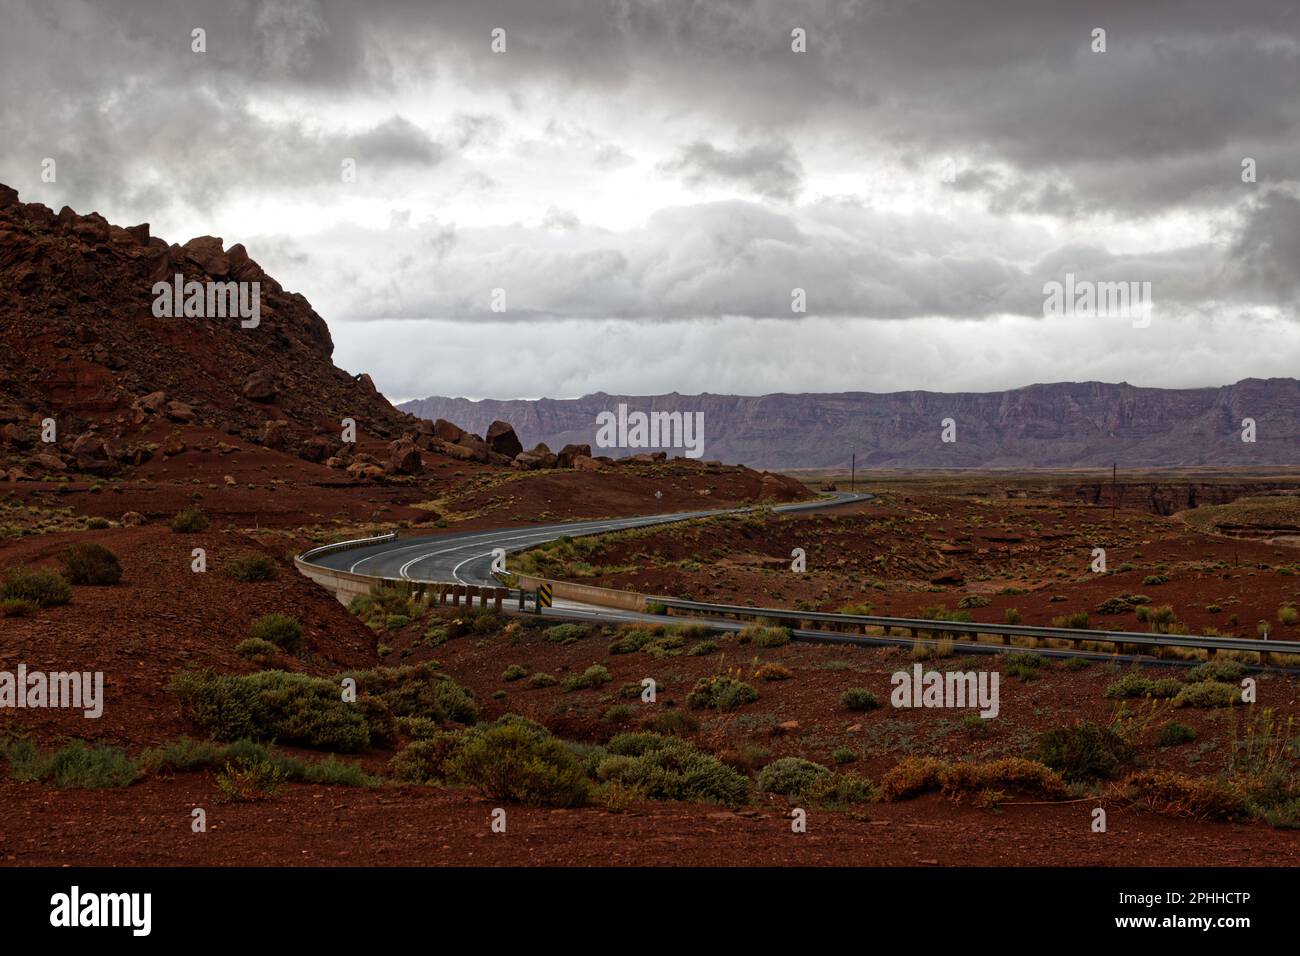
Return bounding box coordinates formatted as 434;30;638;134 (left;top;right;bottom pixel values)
851;452;856;493
1111;462;1117;520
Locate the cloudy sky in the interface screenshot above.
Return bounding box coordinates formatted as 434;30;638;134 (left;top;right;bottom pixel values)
3;0;1298;402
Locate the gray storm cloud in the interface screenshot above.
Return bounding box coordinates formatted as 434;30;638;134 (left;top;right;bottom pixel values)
0;0;1296;398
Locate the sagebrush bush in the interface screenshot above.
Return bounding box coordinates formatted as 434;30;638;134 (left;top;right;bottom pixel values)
0;567;72;607
169;669;381;751
742;624;791;647
840;687;879;711
343;662;478;726
1156;722;1196;747
648;710;699;736
757;756;830;795
562;664;611;692
451;722;589;807
544;623;591;645
1173;681;1241;709
598;732;751;807
0;598;37;617
1187;659;1246;684
248;613;303;653
1033;721;1132;782
1116;770;1249;820
686;675;758;711
235;637;280;661
224;551;278;582
5;740;140;789
501;664;528;682
170;507;209;533
58;543;122;585
389;732;466;784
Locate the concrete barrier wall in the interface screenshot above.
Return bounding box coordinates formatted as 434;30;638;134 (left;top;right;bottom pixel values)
512;573;665;613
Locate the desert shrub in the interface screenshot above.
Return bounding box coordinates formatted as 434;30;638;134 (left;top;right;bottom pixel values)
1105;672;1154;699
1052;611;1090;630
686;675;758;711
544;622;591;645
248;613;303;653
0;567;71;607
879;756;947;801
216;759;283;802
881;756;1066;802
604;704;632;723
1142;575;1169;586
687;640;718;656
1116;770;1249;820
957;595;991;609
742;624;792;647
169;669;382;751
139;737;229;774
757;756;830;795
1188;659;1246;683
170;507;209;533
831;747;857;765
1156;722;1196;747
345;663;478;726
644;601;668;615
801;772;877;807
840;687;879;711
501;664;528;682
389;732;466;784
648;710;699;736
598;733;750;807
755;662;793;681
223;550;277;582
7;740;141;789
608;626;660;654
1004;608;1022;625
1173;681;1241;709
1004;652;1046;681
235;637;280;661
562;664;612;692
395;716;441;740
1033;721;1132;782
0;598;36;617
1146;605;1178;633
451;723;589;807
58;543;121;585
526;672;558;689
1280;605;1299;626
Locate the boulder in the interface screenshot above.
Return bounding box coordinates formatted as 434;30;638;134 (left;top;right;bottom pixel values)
485;420;523;458
136;390;167;414
386;439;423;475
571;454;603;471
433;419;466;443
556;443;591;468
164;400;195;423
242;370;277;403
260;420;292;449
34;452;66;472
300;436;333;463
120;511;145;527
347;461;385;481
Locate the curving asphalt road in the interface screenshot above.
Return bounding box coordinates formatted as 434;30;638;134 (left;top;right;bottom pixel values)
308;491;871;588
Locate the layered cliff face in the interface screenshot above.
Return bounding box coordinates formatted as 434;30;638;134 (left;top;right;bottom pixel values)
0;182;418;473
400;380;1300;469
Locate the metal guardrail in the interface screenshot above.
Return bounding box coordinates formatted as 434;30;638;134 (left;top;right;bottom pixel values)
297;531;398;562
655;597;1300;660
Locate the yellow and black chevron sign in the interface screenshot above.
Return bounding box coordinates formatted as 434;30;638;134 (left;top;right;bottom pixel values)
537;583;554;609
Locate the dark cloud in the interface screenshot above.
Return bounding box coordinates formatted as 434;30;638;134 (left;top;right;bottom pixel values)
659;139;804;201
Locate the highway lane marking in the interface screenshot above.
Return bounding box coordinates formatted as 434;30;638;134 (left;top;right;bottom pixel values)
343;492;869;575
